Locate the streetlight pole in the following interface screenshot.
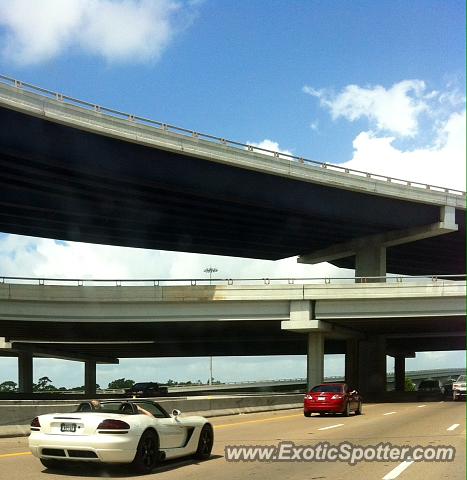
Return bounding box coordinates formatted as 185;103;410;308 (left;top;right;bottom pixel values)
203;266;218;285
209;356;213;386
203;267;218;386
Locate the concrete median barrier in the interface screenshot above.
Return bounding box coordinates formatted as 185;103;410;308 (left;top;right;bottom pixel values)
0;394;304;438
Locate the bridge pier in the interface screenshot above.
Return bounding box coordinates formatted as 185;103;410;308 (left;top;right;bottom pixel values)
394;354;405;392
85;360;97;396
345;338;359;389
392;352;416;392
357;336;387;396
18;352;33;394
307;332;324;391
355;245;386;282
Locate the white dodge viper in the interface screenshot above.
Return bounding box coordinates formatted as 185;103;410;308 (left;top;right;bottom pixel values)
29;399;214;474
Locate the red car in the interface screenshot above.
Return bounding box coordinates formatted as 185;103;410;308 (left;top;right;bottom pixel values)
304;383;362;417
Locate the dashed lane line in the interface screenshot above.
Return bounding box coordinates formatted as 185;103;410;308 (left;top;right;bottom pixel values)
317;424;344;431
382;460;414;479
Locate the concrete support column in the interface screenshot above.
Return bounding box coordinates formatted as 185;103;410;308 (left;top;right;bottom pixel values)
307;332;324;391
394;355;406;392
345;338;359;389
18;353;33;394
355;245;386;282
357;336;386;396
85;360;97;397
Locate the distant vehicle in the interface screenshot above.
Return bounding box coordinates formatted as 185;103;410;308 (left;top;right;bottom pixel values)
29;399;213;474
452;375;466;401
417;379;444;399
304;383;362;417
125;382;168;397
442;379;454;398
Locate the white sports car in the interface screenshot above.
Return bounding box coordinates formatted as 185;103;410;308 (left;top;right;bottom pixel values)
29;399;214;474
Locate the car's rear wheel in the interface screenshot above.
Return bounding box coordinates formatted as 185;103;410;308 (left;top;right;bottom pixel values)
194;424;214;460
355;401;363;415
343;401;351;417
304;411;311;417
40;458;66;470
132;429;159;474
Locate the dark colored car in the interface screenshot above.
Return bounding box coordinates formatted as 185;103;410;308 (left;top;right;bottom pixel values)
304;383;362;417
417;379;444;399
442;379;456;398
125;382;168;397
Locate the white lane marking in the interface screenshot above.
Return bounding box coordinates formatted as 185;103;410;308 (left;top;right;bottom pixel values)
382;460;414;479
447;424;460;431
317;423;344;431
383;411;397;416
417;405;427;408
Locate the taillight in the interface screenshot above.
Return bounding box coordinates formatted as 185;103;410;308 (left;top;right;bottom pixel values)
97;419;130;430
331;394;344;400
30;417;41;431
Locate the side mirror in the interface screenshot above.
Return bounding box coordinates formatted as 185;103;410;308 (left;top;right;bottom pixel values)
172;409;181;417
350;390;357;395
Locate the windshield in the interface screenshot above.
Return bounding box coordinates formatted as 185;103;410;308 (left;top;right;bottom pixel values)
456;375;466;382
310;385;344;393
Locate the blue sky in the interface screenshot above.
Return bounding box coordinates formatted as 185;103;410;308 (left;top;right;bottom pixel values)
0;0;465;387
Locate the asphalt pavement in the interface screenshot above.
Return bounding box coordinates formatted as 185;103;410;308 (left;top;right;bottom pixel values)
0;400;464;479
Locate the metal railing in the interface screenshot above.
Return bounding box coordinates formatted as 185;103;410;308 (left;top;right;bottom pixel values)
0;274;465;287
0;74;465;197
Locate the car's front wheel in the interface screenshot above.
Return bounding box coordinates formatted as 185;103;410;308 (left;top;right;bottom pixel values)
132;429;159;474
194;424;214;460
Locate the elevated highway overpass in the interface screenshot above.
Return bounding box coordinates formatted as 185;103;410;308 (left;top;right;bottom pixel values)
0;76;465;400
0;75;465;277
0;276;465;398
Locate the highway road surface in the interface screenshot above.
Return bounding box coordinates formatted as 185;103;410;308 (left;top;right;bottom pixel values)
0;401;464;479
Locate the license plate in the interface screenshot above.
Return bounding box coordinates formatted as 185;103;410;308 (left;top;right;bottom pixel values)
318;396;325;400
60;423;77;433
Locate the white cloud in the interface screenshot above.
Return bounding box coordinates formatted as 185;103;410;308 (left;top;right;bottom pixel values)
304;80;431;137
304;79;466;191
0;0;191;65
309;120;319;131
341;109;466;191
247;139;294;159
0;233;350;281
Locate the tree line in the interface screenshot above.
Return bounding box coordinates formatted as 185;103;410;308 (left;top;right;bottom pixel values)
0;376;220;392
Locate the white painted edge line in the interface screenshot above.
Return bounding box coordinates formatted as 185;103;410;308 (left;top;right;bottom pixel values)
382;460;414;480
417;405;427;408
317;423;344;431
383;412;397;416
447;424;460;431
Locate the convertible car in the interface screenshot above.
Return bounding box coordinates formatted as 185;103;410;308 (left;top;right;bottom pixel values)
29;399;214;474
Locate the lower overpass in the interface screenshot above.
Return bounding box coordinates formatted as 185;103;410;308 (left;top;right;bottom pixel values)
0;276;465;398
